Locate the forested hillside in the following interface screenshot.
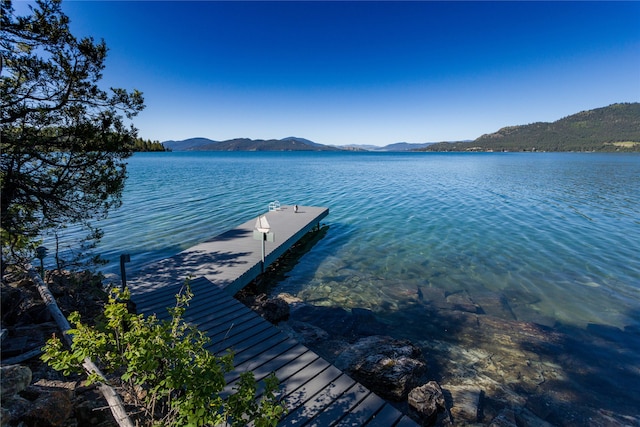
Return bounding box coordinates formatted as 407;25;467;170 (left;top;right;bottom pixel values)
422;103;640;152
132;137;169;152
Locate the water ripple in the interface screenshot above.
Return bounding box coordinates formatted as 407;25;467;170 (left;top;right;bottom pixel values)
49;152;640;333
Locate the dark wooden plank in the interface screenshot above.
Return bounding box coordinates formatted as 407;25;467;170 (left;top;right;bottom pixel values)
231;336;299;373
271;348;321;384
207;321;278;355
245;343;310;382
362;403;405;427
200;310;262;340
211;325;283;360
304;382;370;427
332;392;387;427
223;344;309;396
394;416;420;427
186;299;247;325
132;280;189;306
139;284;232;314
234;347;320;404
279;373;356;427
204;313;264;343
180;287;234;311
278;358;333;401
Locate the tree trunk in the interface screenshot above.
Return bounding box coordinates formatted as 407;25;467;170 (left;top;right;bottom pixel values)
27;265;134;427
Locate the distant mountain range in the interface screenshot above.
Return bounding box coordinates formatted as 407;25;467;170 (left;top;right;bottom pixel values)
338;142;440;151
161;103;640;153
161;137;433;152
161;136;341;152
421;103;640;152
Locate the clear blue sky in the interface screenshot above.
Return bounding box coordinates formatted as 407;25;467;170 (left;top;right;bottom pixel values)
31;1;640;146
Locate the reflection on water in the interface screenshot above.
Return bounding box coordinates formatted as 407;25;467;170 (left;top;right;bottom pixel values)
52;151;640;423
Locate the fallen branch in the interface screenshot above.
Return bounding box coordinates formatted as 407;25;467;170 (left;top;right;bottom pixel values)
27;265;134;427
2;347;43;365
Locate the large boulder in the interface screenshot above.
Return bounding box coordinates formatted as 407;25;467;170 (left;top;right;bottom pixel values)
408;381;448;425
22;389;74;426
0;365;32;401
335;335;426;401
246;294;290;324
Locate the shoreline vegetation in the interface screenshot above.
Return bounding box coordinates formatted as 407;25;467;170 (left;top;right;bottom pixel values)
159;103;640;153
132;137;170;152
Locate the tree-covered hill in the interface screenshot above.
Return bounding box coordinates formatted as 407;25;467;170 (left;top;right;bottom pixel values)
132;137;169;152
421;103;640;152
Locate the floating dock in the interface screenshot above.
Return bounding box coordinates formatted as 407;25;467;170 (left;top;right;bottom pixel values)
129;205;329;296
128;205;417;426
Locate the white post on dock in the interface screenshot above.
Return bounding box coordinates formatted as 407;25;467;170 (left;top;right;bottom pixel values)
254;215;274;273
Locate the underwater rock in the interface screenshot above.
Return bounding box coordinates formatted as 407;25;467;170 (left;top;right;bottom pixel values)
489;408;517;427
444;384;482;423
286;320;329;343
408;381;448;425
335;335;426;401
246;295;290;324
445;291;479;313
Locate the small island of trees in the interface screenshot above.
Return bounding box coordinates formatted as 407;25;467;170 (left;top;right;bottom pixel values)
132;137;170;152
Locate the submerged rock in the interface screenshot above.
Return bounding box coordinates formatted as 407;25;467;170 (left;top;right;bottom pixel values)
335;335;426;401
289;304;388;340
408;381;448;425
489;408;517;427
444;384;482;424
280;320;329;344
245;294;290;324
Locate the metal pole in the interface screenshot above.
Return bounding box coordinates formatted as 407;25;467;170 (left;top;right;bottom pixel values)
120;254;130;291
35;246;48;279
261;233;266;273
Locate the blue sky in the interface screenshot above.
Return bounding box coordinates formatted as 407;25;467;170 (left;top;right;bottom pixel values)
24;1;640;146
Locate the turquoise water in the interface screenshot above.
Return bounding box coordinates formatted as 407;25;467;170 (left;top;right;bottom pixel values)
86;152;639;331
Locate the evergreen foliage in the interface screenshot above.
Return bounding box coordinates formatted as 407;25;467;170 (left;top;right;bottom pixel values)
1;0;144;267
132;137;169;152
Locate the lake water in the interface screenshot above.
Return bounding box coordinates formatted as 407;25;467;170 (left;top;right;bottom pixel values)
93;152;640;329
54;151;640;422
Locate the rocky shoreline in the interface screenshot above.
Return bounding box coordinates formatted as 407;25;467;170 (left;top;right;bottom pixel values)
3;265;639;426
1;269;121;426
242;288;640;426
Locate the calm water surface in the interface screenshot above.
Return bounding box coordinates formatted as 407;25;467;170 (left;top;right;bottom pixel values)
88;152;639;332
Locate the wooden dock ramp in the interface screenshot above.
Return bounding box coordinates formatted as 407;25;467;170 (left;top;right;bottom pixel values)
128;206;418;426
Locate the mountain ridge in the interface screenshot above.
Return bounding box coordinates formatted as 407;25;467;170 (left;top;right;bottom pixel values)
161;103;640;152
162;137;341;152
420;103;640;152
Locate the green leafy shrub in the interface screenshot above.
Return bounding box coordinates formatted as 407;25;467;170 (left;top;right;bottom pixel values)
42;284;285;427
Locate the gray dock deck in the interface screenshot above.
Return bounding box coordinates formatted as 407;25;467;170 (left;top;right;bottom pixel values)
129;205;328;295
128;206;418;426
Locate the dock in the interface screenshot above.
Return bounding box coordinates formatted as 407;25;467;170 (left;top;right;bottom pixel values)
128;205;418;426
129;205;329;296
